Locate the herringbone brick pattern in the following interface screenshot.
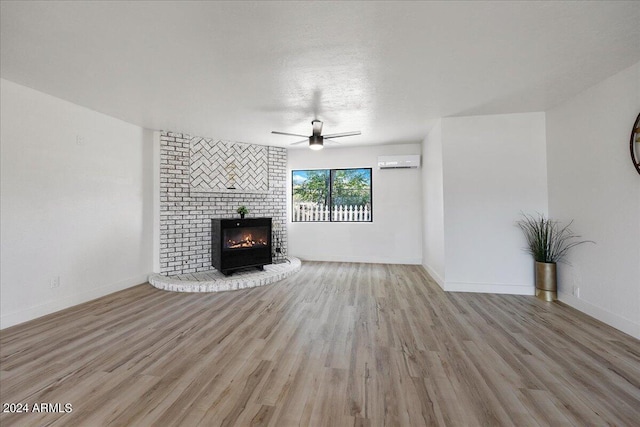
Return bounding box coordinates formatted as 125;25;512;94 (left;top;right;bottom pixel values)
190;138;226;190
189;137;268;192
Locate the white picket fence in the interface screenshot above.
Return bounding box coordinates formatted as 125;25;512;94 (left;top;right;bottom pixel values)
293;204;371;222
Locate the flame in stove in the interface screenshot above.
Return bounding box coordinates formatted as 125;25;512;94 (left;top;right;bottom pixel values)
226;233;268;249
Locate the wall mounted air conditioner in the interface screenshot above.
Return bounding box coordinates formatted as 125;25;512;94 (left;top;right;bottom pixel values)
377;155;421;169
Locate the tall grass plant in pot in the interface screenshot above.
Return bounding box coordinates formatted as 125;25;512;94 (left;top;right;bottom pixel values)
517;213;593;301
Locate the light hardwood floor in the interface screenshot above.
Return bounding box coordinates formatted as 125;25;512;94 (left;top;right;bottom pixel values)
1;262;639;426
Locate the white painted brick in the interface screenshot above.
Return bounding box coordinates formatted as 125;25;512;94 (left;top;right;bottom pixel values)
160;131;287;275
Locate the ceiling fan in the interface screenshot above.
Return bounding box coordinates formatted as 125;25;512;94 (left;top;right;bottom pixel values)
272;120;361;150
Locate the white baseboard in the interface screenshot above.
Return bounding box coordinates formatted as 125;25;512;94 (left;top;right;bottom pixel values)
445;281;535;295
421;264;445;289
558;292;639;340
294;254;422;265
0;273;150;330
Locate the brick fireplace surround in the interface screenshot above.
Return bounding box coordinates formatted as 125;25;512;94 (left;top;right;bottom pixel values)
159;131;287;276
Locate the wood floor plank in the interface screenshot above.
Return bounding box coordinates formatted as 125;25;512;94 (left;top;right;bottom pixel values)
516;388;573;427
1;261;639;426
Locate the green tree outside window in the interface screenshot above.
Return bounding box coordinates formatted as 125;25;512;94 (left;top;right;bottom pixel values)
292;168;372;222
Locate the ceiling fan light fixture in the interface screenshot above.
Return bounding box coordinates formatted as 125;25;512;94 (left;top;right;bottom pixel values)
309;135;324;150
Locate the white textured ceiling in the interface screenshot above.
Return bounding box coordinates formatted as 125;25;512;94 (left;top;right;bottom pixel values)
1;1;639;148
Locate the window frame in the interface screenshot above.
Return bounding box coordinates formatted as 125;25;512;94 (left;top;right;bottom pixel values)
291;167;373;223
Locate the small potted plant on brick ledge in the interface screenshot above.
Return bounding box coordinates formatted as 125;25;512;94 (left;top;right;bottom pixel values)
517;213;593;301
237;205;248;219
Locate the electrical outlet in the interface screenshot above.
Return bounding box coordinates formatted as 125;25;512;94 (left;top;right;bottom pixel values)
575;287;580;298
50;276;60;289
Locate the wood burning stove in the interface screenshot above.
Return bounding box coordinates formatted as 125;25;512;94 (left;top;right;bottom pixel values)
211;218;272;275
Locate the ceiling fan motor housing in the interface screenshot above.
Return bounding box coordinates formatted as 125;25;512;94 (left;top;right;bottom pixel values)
309;135;324;150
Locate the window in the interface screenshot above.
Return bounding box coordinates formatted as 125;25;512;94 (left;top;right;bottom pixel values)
292;168;372;222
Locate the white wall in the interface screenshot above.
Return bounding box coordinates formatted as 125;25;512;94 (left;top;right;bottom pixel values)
441;112;548;294
546;62;640;339
421;120;445;286
288;144;422;264
0;79;154;329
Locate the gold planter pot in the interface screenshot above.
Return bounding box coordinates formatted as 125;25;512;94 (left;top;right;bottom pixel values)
535;261;557;301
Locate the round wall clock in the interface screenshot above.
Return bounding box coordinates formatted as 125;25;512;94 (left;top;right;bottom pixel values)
632;112;640;176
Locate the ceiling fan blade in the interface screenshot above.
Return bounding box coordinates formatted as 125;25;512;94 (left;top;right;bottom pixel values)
311;120;323;136
324;139;342;144
289;139;309;146
272;131;309;138
323;131;361;139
